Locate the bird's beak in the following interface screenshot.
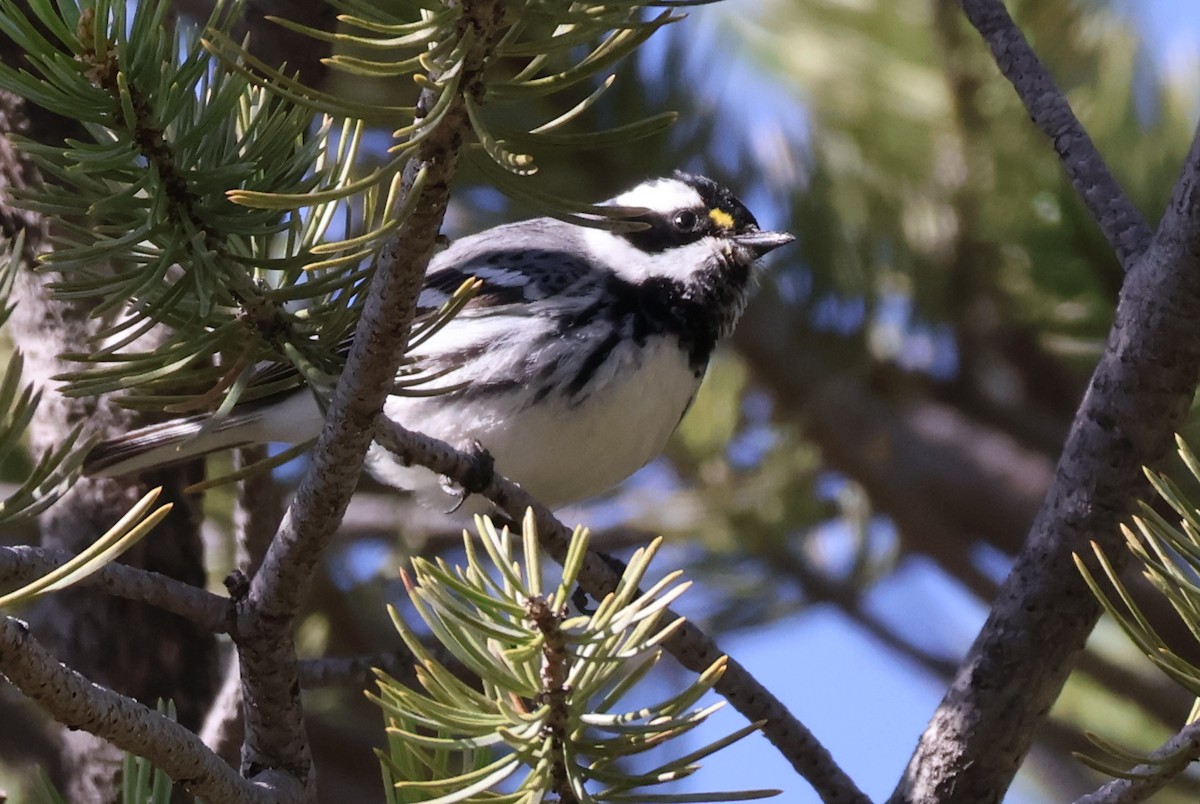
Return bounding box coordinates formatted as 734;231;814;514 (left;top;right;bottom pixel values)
733;230;795;258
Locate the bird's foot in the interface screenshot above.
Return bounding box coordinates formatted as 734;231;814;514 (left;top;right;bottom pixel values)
460;440;495;495
439;441;495;513
571;551;631;615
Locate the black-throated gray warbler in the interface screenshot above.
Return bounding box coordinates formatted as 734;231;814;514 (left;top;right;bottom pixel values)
84;173;793;510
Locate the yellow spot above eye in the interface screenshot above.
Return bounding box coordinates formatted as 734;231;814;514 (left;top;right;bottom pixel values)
708;208;735;230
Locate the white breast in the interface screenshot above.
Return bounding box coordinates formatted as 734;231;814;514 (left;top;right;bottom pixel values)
366;333;701;510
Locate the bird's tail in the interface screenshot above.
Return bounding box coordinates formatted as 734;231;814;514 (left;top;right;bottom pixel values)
83;411;260;477
85;390;324;478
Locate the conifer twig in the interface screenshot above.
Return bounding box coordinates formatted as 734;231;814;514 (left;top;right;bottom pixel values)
373;418;871;804
0;546;229;632
960;0;1152;269
1073;718;1200;804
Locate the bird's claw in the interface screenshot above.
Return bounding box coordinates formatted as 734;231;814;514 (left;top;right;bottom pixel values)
439;441;495;513
461;441;495;495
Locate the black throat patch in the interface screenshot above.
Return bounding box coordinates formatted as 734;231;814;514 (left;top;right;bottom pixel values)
559;258;750;399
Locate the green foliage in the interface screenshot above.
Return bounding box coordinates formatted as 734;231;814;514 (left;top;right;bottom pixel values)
1076;435;1200;777
0;0;408;418
1078;436;1200;696
31;769;68;804
1;234;183;609
0;0;705;426
32;701;181;804
373;510;777;803
746;0;1196;371
119;703;179;804
210;0;690;225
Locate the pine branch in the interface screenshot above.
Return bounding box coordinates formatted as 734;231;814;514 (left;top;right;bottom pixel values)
372;418;870;803
298;650;424;689
1073;719;1200;804
892;121;1200;802
3;27;220;797
229;0;508;791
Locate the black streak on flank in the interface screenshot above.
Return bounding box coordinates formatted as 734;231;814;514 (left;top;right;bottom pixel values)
562;272;729;398
466;270;726;405
566;330;623;396
454;257;747;404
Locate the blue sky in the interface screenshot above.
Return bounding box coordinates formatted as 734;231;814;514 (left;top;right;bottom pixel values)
1128;0;1200;75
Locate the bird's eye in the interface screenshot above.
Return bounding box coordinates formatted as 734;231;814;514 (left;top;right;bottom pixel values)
672;210;698;231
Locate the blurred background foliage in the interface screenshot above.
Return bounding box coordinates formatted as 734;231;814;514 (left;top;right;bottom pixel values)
3;0;1200;800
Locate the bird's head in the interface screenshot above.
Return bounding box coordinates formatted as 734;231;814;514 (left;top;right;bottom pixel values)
593;172;794;287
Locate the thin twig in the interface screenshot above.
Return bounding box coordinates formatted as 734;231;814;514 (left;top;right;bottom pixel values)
1073;719;1200;804
234;445;283;578
0;545;229;633
298;650;422;690
959;0;1152;269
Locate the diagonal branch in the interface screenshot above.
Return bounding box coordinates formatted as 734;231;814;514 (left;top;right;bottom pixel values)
230;0;507;791
373;419;870;804
892;121;1200;800
959;0;1152;270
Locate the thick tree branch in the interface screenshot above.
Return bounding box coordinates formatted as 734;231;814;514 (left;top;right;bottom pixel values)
230;0;506;791
0;616;277;803
373;419;869;804
230;158;426;789
193;450;283;772
958;0;1152;270
892;124;1200;801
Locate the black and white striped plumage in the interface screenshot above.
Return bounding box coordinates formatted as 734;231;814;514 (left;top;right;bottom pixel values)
85;173;793;510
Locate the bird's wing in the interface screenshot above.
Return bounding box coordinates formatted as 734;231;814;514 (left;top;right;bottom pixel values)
417;249;598;314
244;221;598;393
415;216;600;313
